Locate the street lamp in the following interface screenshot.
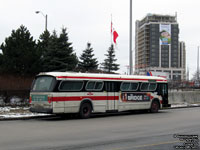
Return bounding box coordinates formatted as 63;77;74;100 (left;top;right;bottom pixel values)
129;0;133;75
35;11;47;31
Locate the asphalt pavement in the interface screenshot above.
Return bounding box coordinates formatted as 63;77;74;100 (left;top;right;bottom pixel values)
0;107;199;150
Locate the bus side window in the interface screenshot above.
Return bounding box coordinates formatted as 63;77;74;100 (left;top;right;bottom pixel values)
121;82;130;91
149;83;157;91
95;82;103;90
86;81;104;91
120;82;139;91
130;83;139;91
140;83;157;91
59;81;84;91
140;83;149;91
87;82;95;89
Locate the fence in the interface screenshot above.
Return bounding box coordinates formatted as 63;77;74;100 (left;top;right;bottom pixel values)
0;74;34;106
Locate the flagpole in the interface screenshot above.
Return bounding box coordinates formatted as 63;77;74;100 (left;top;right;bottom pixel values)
129;0;133;75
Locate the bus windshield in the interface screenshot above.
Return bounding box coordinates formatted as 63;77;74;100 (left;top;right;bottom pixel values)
32;76;56;92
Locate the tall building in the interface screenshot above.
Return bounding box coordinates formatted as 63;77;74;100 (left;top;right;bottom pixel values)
135;14;186;80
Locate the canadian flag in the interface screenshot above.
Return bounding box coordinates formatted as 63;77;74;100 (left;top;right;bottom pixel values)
113;30;118;44
111;21;119;44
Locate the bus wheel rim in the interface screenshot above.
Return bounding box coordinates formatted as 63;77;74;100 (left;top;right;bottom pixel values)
152;102;158;111
83;107;89;115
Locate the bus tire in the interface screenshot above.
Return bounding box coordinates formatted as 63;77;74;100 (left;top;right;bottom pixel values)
79;103;92;119
150;100;159;113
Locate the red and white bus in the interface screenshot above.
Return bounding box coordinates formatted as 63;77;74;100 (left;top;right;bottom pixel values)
30;72;169;118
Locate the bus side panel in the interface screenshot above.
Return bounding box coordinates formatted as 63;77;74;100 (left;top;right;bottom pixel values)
52;93;65;113
64;92;83;113
118;101;150;111
92;100;107;112
118;92;152;111
64;100;107;113
52;92;108;114
79;92;107;113
53;101;65;113
64;101;80;113
91;92;119;112
105;92;119;111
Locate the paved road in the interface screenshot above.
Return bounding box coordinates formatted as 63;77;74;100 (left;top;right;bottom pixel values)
0;107;199;150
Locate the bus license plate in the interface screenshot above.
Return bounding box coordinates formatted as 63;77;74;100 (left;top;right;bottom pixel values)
32;95;48;102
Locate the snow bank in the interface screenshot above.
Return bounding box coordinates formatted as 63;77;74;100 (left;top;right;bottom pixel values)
0;107;50;119
171;103;200;108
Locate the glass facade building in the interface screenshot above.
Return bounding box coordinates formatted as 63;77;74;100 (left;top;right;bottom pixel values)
135;14;186;80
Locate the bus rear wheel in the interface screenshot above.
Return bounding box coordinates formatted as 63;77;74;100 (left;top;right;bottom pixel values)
150;101;159;113
79;103;92;119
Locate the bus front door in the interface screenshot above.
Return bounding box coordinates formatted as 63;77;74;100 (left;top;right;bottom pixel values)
158;83;170;107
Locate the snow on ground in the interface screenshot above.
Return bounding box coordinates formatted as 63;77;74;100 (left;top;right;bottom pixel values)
0;113;50;119
0;107;50;119
170;103;200;108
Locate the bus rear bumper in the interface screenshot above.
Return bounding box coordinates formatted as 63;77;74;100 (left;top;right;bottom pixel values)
30;107;53;114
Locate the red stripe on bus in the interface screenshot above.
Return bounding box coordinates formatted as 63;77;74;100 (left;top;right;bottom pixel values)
52;96;119;102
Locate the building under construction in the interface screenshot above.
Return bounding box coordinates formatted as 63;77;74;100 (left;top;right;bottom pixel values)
135;14;186;80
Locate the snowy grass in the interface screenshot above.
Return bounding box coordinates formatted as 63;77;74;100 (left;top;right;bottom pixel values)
0;113;50;119
0;107;50;119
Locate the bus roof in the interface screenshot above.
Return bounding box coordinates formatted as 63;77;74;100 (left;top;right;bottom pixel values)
38;72;167;82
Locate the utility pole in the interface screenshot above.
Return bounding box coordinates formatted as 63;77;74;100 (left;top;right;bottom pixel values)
197;46;199;80
129;0;133;75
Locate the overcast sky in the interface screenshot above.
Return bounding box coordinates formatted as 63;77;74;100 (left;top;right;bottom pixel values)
0;0;200;78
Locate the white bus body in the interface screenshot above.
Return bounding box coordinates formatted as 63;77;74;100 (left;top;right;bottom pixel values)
30;72;169;118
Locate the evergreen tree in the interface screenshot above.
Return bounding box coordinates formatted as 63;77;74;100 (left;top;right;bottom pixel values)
42;28;78;72
102;44;119;73
38;30;51;55
78;43;98;72
192;71;200;81
0;25;39;75
37;30;51;71
0;53;3;72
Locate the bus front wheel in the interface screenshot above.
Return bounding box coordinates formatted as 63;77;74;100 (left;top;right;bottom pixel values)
150;100;159;113
79;103;92;119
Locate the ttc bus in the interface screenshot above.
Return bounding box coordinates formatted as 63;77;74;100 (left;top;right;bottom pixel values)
30;72;170;118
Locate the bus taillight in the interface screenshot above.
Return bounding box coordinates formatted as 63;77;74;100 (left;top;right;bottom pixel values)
48;96;52;104
29;96;32;104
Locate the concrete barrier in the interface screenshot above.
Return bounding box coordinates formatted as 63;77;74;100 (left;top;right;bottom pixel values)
169;90;200;105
